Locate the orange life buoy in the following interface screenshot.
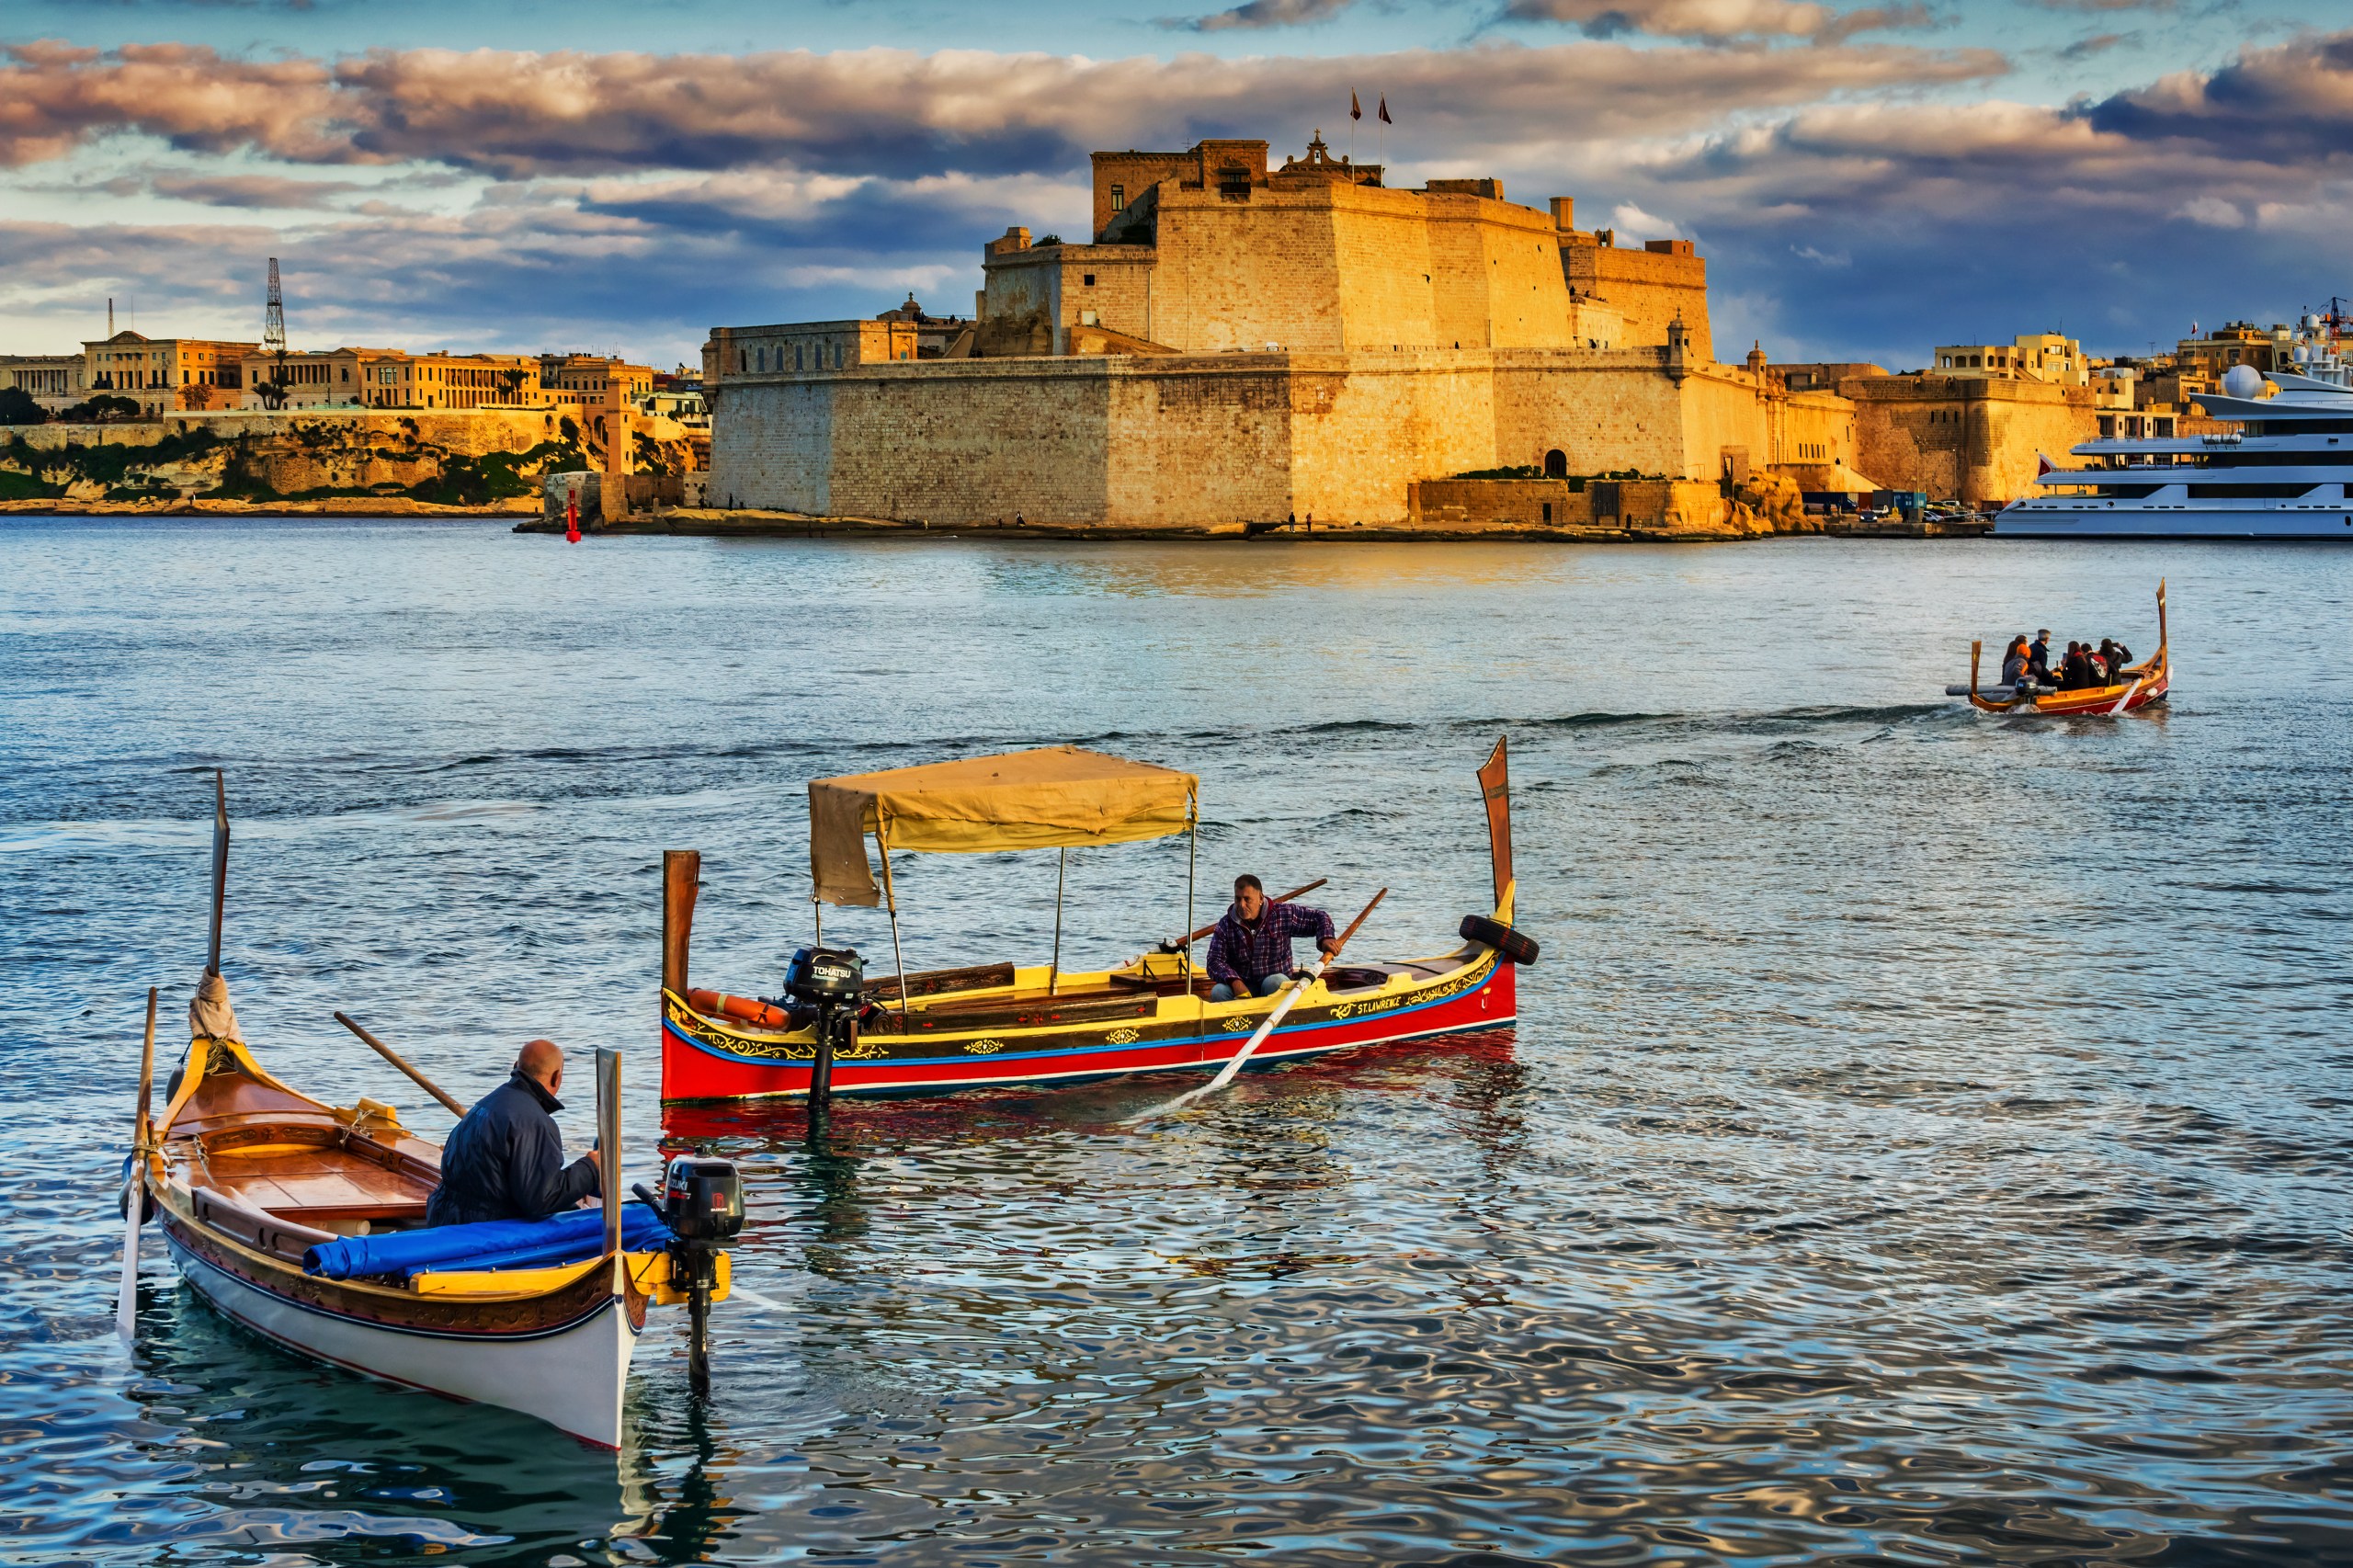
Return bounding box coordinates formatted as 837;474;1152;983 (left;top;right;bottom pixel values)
687;988;789;1029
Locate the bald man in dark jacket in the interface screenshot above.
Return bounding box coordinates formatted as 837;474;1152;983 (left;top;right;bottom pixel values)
426;1038;602;1227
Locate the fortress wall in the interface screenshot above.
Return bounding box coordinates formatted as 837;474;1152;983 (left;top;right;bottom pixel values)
1063;247;1157;344
1154;194;1351;353
1763;387;1861;473
977;256;1060;358
1289;357;1497;522
1673;365;1776;482
709;378;838;513
1104;360;1294;524
715;360;1117;524
1844;375;2095;503
1328;188;1446;352
1563;244;1712;361
1490;352;1689;475
711;347;1788;528
1431;197;1576;350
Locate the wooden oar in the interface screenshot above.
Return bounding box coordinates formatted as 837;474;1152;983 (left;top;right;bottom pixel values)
1139;887;1386;1119
334;1011;469;1118
206;771;229;977
116;986;158;1344
1161;878;1326;951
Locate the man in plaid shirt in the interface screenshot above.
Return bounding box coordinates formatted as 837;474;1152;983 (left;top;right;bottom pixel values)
1206;874;1336;1002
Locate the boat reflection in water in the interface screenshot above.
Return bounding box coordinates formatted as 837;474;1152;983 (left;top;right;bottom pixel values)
120;1285;750;1566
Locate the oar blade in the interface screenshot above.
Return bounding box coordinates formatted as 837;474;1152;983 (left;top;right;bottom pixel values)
115;1174;141;1343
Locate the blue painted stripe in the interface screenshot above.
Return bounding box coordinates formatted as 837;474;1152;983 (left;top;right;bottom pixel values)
670;959;1497;1070
167;1231;636;1344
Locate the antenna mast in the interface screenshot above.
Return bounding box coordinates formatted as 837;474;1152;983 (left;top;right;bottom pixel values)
264;257;288;398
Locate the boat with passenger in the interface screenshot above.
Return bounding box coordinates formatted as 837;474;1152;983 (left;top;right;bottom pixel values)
119;778;739;1448
2000;317;2353;540
1947;582;2170;716
658;739;1537;1104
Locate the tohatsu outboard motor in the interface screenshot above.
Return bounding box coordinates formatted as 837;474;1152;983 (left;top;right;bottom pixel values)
638;1153;744;1395
784;945;864;1108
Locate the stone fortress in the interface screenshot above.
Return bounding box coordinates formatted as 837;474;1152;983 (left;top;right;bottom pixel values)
707;132;1861;530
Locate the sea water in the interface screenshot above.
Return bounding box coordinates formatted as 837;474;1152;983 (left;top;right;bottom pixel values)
2;517;2348;1565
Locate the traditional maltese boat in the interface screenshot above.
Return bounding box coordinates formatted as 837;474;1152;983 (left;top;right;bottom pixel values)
658;738;1538;1104
1949;581;2172;716
118;778;736;1449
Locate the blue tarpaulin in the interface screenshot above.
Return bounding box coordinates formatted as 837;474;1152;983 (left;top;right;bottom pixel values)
304;1204;671;1280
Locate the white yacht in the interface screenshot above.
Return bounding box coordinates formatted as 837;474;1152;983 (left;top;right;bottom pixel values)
1999;319;2353;540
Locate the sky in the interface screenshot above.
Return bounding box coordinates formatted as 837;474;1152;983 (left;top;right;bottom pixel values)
3;0;2348;372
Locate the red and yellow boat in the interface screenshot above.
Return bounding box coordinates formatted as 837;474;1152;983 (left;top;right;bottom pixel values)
1958;581;2171;716
658;739;1536;1104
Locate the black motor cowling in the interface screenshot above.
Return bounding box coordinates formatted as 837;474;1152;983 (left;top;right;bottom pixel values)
662;1154;745;1244
785;946;865;1006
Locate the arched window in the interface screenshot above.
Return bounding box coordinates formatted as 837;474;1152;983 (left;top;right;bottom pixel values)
1543;449;1567;480
756;347;767;372
795;344;804;371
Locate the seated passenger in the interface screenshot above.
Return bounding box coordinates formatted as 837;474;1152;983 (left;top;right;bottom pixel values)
2104;638;2133;677
425;1038;602;1227
2061;642;2094;689
1999;636;2031;688
1206;874;1336;1003
2027;631;2054;685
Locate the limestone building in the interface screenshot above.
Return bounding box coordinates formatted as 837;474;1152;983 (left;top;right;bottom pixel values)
82;331;257;416
0;355;88;413
705;133;1860;527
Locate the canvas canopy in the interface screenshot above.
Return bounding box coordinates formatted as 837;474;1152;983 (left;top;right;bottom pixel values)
810;745;1199;907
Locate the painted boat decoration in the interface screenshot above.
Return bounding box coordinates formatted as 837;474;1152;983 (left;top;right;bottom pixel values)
659;737;1539;1104
1948;580;2172;717
119;778;733;1449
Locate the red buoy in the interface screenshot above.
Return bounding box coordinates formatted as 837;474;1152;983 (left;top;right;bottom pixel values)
564;493;581;543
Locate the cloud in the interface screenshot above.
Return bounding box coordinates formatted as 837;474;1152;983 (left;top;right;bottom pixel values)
1162;0;1358;31
0;38;2006;178
0;41;344;167
149;172;365;207
1500;0;1934;43
2059;32;2132;62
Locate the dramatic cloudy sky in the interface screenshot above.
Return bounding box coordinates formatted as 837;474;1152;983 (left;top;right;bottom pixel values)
4;0;2348;370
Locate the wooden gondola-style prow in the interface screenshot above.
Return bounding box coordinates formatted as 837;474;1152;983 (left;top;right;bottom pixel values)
1478;734;1513;908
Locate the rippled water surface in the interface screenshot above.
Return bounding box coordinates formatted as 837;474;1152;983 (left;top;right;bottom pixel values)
5;517;2351;1566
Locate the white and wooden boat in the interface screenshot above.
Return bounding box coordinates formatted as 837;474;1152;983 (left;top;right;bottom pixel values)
118;776;726;1449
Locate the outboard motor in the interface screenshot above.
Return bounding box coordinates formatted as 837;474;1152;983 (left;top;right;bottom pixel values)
784;945;865;1108
641;1153;744;1395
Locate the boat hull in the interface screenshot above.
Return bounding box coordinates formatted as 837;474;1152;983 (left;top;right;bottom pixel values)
162;1218;641;1449
662;951;1517;1102
1995;505;2353;540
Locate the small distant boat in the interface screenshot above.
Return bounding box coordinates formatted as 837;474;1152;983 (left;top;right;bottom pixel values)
658;738;1538;1104
1947;581;2171;717
120;777;735;1449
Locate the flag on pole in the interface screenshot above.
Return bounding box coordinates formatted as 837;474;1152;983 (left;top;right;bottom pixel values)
1350;91;1362;121
1378;97;1392;124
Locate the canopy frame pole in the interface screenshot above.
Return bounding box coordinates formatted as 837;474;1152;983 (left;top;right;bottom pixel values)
813;895;822;949
1049;847;1067;997
877;831;911;1026
1181;790;1199;990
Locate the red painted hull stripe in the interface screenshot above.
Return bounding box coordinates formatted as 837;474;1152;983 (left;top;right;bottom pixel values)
668;965;1499;1071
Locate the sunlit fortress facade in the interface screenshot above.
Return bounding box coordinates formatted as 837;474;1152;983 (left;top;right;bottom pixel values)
703;134;1857;527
